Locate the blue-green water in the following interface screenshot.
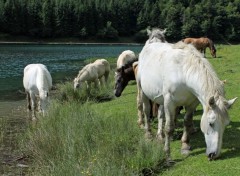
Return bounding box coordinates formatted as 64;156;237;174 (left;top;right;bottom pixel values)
0;43;143;100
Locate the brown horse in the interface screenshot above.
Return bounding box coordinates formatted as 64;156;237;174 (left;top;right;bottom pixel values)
114;61;158;123
182;37;216;58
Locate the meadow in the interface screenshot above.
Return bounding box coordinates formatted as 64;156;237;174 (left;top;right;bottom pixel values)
19;44;240;175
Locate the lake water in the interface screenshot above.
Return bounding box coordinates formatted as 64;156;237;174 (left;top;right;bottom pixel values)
0;43;143;101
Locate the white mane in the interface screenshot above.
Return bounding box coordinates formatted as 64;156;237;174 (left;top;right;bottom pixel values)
173;41;224;99
116;50;137;69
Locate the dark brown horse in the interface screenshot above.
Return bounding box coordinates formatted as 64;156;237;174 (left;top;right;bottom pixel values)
114;60;137;97
114;61;159;120
182;37;216;58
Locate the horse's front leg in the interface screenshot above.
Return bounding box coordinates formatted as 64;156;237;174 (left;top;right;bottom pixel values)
142;92;152;139
94;79;100;89
29;92;37;120
181;103;198;155
136;82;144;128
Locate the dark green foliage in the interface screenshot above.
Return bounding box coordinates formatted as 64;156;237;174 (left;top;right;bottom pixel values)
0;0;240;42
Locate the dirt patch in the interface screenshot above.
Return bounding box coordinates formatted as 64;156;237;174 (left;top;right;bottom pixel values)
0;100;30;175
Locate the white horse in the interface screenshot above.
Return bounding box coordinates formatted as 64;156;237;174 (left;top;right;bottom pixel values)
116;50;137;69
137;39;237;162
74;59;110;90
136;28;168;127
23;64;52;120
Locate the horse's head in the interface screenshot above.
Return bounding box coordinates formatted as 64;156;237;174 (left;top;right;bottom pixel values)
201;96;237;160
146;28;167;44
208;39;217;58
39;90;50;116
74;77;81;90
211;46;217;58
114;66;130;97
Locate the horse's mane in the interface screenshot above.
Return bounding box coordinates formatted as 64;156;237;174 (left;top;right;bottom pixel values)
173;42;224;99
116;58;138;72
146;28;167;44
207;38;216;51
76;63;93;79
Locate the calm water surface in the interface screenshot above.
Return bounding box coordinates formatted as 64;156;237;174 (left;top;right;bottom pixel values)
0;43;143;100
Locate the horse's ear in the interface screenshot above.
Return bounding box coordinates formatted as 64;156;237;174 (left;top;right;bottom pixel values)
208;96;216;108
225;97;238;109
163;28;167;34
147;29;151;36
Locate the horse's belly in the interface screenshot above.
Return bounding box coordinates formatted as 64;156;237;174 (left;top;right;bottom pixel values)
141;78;164;104
171;88;197;106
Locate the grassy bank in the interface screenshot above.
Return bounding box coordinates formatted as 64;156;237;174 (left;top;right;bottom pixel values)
21;45;240;175
23;80;165;175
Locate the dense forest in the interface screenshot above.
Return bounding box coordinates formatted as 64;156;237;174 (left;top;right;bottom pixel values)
0;0;240;42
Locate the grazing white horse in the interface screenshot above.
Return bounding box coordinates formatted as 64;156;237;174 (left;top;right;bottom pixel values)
116;50;137;69
23;64;52;120
137;38;237;162
74;59;110;90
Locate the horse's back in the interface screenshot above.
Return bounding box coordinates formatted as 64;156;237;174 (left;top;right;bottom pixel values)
23;64;52;91
117;50;136;68
93;59;110;77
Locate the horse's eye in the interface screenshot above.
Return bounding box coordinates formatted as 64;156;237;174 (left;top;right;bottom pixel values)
209;123;214;128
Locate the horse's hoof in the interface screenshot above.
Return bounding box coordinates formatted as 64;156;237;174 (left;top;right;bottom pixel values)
145;132;153;140
190;127;198;134
165;158;176;167
156;134;164;143
181;149;191;155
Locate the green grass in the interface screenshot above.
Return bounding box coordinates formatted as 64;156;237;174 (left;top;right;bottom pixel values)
21;45;240;175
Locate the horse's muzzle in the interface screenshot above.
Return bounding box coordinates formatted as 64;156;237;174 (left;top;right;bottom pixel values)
114;90;121;97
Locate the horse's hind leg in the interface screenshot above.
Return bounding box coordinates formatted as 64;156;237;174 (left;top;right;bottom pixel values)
26;91;31;111
142;92;152;139
163;96;176;161
156;105;165;142
99;77;104;87
104;71;109;85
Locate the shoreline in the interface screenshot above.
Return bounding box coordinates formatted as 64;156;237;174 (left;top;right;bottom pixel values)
0;41;143;45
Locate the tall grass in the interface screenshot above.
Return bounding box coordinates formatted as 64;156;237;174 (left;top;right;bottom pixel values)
24;98;165;175
23;66;165;175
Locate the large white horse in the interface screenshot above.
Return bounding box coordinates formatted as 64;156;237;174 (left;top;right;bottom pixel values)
137;35;237;161
23;64;52;120
74;59;110;90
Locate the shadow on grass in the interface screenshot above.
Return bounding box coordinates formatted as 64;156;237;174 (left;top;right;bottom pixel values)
176;109;240;161
139;158;184;176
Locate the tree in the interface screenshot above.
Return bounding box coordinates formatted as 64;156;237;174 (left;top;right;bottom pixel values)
41;0;56;37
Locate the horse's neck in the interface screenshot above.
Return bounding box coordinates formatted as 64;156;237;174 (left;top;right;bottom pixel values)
77;72;88;82
37;70;50;91
182;56;223;107
207;39;214;49
125;67;135;80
